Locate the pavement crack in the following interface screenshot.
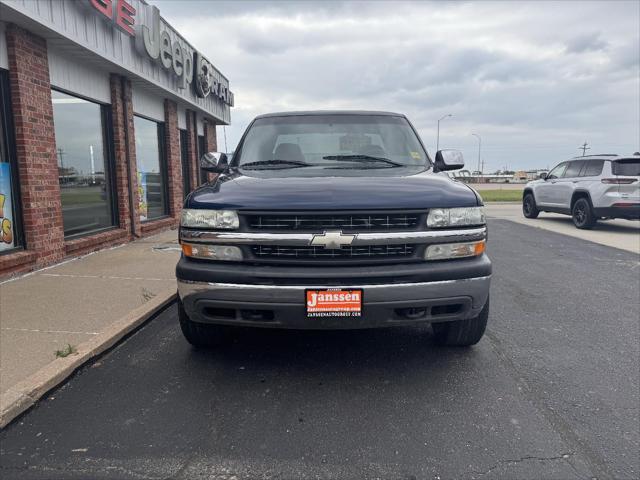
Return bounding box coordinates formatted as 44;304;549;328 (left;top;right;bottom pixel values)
485;329;614;479
471;453;575;478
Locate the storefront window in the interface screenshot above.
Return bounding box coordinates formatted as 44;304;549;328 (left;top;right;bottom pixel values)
134;116;167;221
0;70;21;252
52;90;115;237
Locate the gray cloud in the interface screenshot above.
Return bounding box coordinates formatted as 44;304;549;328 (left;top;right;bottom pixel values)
565;32;609;54
612;41;640;71
153;0;640;171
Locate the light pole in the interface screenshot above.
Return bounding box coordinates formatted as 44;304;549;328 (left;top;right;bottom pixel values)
471;133;482;176
436;114;452;152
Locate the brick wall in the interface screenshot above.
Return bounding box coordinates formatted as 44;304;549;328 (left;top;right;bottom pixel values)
204;121;217;152
109;74;139;237
1;25;64;274
164;99;183;218
185;109;199;188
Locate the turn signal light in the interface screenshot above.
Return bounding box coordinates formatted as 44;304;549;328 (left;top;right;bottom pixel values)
181;243;243;261
425;240;486;261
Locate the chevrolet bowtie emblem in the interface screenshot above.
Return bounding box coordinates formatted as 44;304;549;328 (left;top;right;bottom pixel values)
310;230;356;249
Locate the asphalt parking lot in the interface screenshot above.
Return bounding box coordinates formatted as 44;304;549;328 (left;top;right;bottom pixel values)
0;219;638;480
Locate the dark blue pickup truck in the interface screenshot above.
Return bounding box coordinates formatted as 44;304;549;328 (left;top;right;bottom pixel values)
176;111;491;347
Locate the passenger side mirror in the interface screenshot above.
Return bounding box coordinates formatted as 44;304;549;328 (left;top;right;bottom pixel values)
434;150;465;171
200;152;229;173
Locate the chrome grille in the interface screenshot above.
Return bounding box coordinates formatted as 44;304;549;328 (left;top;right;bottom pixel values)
247;213;420;231
252;244;416;260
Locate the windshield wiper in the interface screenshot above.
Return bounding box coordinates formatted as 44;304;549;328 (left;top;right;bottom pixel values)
240;159;313;170
322;155;403;167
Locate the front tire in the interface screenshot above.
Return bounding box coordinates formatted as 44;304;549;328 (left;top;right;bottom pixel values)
178;297;231;347
432;298;489;347
522;193;540;218
572;197;596;229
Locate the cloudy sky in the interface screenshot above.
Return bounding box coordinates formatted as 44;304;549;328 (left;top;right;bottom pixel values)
153;0;639;171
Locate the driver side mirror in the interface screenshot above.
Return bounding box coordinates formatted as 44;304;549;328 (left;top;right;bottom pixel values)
539;172;548;180
200;152;229;173
434;149;465;172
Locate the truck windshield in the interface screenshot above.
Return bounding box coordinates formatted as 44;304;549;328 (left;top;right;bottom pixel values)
233;114;430;170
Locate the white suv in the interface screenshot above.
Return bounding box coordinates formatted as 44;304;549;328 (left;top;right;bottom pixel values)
522;154;640;229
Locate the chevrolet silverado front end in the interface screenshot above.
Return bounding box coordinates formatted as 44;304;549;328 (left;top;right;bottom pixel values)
176;111;491;347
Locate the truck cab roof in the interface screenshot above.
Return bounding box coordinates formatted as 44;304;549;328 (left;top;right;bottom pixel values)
254;110;407;119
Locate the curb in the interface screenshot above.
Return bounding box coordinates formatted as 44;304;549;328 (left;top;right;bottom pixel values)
0;288;177;429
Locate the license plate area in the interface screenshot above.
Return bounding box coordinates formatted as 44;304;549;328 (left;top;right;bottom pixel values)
305;289;363;318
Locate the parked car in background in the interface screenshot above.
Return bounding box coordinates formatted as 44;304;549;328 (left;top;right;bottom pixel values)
522;154;640;229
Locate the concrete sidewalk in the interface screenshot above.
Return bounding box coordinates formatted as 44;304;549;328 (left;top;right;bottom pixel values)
0;229;180;424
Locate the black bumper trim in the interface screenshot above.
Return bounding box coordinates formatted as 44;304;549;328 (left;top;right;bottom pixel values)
594;206;640;219
176;253;492;286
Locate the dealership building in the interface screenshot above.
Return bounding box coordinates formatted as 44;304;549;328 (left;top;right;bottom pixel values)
0;0;232;277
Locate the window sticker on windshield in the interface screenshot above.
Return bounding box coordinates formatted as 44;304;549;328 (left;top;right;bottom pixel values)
339;134;372;152
410;151;421;160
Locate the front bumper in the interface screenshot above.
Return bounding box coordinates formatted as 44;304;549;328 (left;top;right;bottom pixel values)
176;254;491;329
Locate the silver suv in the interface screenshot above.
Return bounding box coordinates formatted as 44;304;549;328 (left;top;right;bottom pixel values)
522;154;640;229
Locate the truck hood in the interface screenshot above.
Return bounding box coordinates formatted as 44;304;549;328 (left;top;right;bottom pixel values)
186;169;480;210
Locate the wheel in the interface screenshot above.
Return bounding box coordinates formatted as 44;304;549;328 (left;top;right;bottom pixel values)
178;297;231;347
432;298;489;347
522;193;540;219
572;197;596;229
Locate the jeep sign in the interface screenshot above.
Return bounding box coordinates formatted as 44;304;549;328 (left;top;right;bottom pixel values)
86;0;233;106
136;4;193;90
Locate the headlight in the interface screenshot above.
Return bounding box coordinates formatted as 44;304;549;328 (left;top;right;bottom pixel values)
425;240;485;260
427;207;485;227
181;243;243;261
181;209;239;229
